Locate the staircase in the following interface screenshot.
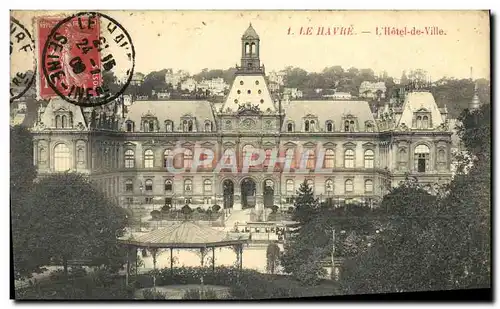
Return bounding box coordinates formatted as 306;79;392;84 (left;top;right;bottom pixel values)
224;207;253;229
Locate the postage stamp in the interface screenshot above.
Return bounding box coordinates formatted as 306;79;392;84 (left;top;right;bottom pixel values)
40;11;135;107
10;17;36;103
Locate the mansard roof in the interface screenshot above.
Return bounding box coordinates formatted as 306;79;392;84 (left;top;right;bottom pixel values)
396;91;444;128
281;100;378;132
124;100;215;128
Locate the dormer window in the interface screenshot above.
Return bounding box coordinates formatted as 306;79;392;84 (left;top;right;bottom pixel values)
326;121;334;132
54;111;73;129
287;122;294;132
165;120;173;132
413;108;432;129
142;117;158;132
204;120;212;132
182;120;191;132
342;115;357;132
125;120;134;132
303;116;318;132
365;121;375;132
181;116;196;132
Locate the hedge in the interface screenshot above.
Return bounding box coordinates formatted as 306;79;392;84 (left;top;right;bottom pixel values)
134;266;339;299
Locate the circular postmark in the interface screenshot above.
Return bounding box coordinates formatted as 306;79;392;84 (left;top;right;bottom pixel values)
41;12;135;107
10;17;37;103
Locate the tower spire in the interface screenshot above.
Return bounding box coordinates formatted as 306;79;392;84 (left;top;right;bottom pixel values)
469;77;481;111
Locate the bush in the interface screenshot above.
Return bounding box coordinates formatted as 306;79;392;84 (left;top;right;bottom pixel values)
271;205;279;214
181;205;192;215
161;205;171;213
196;207;204;213
49;269;66;282
212;204;221;213
70;266;87;278
287;207;294;214
150;210;161;220
182;288;219;299
142;288;167;299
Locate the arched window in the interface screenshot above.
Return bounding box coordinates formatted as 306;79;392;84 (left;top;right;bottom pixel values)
126;121;134;132
149;121;155;132
414;144;430;173
204;179;212;193
242;144;255;161
349;120;355;132
225;120;232;130
365;179;373;192
306;149;315;169
344;149;355;168
287;122;293;132
184;179;193;193
54;143;71;171
61;115;67;128
437;149;446;169
309;120;315;132
188;120;193;132
324;149;335;168
285;148;295;168
416;116;422;129
144;149;154;168
264;149;273;167
286;179;294;195
345;179;353;193
250;42;255;55
364;149;375;168
325;179;334;193
304;120;310;132
163;149;172;168
205;121;212;132
306;179;314;192
125;179;134;192
77;147;85;163
55;115;61;128
38;147;46;165
184;148;193;168
245;42;250;54
165;179;173;192
165;121;173;132
398;148;407;170
222;148;234;165
366;123;374;132
124;149;135;168
145;179;153;191
344;120;350;132
422;116;429;129
326;121;333;132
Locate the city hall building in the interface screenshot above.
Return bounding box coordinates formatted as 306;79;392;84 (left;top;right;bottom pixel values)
29;24;454;212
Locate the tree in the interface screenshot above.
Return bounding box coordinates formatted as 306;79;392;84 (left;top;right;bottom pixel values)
339;181;441;294
340;105;491;294
25;173;127;277
11;125;42;280
280;181;326;284
266;242;280;274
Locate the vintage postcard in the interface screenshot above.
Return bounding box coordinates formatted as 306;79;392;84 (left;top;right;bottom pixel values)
10;10;491;300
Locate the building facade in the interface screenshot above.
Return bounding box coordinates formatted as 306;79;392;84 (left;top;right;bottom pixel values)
29;24;454;213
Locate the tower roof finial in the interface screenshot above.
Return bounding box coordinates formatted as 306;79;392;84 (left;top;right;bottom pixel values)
242;23;259;39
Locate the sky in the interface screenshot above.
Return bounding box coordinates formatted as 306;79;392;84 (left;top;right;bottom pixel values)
12;10;490;80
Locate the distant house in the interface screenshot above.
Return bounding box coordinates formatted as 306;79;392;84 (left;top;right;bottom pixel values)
283;88;303;99
325;92;352;100
359;81;387;99
165;69;189;88
156;92;171;99
181;78;197;92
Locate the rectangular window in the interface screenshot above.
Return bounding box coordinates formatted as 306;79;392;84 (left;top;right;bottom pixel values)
165;197;172;206
126;197;134;204
145;197;153;204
